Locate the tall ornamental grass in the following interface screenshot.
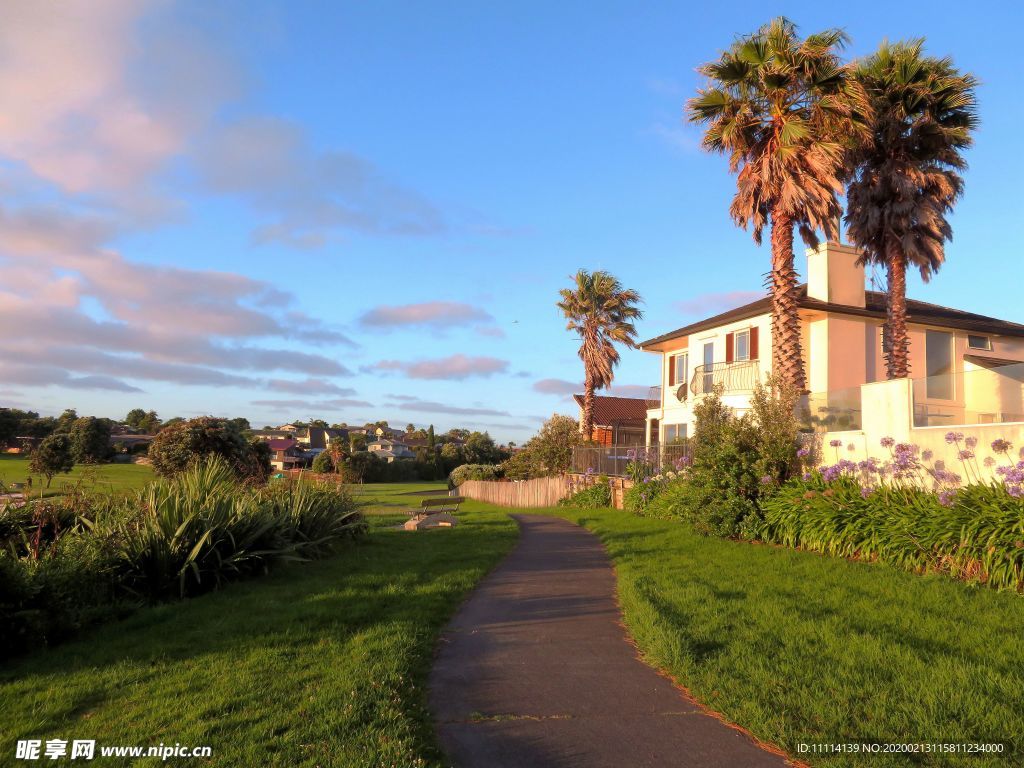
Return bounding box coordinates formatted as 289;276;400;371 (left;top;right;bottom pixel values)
759;437;1024;591
1;458;365;655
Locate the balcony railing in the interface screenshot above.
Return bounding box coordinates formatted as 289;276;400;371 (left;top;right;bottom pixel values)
646;386;661;408
690;360;759;396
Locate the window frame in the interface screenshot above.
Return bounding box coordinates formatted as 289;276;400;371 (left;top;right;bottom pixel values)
967;334;992;351
925;329;955;401
734;329;750;361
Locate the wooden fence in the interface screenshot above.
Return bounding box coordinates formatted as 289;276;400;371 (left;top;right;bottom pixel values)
458;476;570;508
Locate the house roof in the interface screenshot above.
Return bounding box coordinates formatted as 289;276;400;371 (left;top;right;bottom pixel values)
267;438;297;450
571;394;649;425
640;286;1024;349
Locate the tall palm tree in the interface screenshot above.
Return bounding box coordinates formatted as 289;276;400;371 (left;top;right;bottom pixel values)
557;270;643;440
845;40;978;379
688;17;869;392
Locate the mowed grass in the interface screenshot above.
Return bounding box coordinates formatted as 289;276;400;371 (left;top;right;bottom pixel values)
525;506;1024;768
0;501;517;767
346;482;451;524
0;455;154;498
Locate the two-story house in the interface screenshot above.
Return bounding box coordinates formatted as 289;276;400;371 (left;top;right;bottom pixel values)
641;242;1024;448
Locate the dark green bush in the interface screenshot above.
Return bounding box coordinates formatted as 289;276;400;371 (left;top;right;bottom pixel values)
558;482;611;508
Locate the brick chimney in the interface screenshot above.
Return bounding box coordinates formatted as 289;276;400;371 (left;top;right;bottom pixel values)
806;242;865;308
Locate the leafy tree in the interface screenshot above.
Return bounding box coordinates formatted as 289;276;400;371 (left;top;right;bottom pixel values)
349;433;368;452
439;442;465;473
463;431;502;464
29;434;74;487
443;428;470;442
557;270;642;439
148;417;270;480
688;18;869;391
68;417;112;464
55;408;79;433
500;447;544;480
405;423;416;433
531;414;582;474
228;417;252;433
501;414;582;478
0;408;53;444
344;451;380;483
311;451;333;474
308;419;329;428
845;40;977;378
125;408;162;434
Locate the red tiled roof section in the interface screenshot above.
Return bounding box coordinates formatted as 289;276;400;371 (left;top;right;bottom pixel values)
571;394;648;425
267;438;297;450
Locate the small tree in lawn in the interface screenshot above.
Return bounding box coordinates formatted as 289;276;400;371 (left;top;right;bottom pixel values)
557;270;643;439
68;417;112;464
30;434;74;488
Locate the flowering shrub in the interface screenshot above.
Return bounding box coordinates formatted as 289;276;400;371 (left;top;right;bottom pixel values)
760;435;1024;591
623;471;682;516
649;379;800;537
624;447;659;483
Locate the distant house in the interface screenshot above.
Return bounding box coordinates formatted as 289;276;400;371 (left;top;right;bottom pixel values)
267;438;307;471
573;394;647;446
374;425;407;441
253;426;347;454
251;429;293;441
366;438;415;462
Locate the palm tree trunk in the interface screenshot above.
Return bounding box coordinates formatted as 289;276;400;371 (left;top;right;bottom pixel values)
582;374;596;441
885;242;910;378
769;213;807;392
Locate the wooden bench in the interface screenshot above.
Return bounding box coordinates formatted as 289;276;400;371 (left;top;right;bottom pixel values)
404;496;463;530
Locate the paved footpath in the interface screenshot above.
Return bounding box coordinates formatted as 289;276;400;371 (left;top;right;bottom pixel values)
429;515;790;768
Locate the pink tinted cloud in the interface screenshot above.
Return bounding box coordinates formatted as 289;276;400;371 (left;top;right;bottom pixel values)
359;301;493;329
364;354;509;380
385;395;510;417
675;290;764;316
532;378;580;395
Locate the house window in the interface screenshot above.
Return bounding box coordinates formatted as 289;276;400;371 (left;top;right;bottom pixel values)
968;334;992;350
664;424;687;443
667;352;689;388
926;329;954;399
734;330;750;361
702;342;714;392
674;353;688;391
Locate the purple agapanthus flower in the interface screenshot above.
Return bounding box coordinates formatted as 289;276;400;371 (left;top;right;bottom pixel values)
938;490;956;507
880;436;895;448
829;439;842;448
991;439;1013;454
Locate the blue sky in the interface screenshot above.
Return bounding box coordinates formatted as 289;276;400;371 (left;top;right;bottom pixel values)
1;1;1021;441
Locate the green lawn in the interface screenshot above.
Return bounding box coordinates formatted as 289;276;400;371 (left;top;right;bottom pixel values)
5;494;1022;767
0;455;155;498
528;506;1024;767
0;500;517;767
